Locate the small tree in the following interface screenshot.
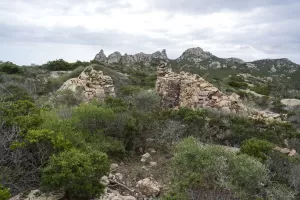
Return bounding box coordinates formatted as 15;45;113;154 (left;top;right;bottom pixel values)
240;138;274;162
42;149;109;200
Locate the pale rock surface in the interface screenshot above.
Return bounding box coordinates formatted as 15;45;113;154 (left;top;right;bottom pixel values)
178;47;212;62
99;189;136;200
110;163;119;171
9;190;64;200
141;153;151;163
136;178;161;197
107;52;122;64
281;99;300;110
155;62;282;121
156;62;244;113
94;49;168;66
95;49;107;63
149;162;157;167
274;146;297;156
226;57;244;64
58;66;116;102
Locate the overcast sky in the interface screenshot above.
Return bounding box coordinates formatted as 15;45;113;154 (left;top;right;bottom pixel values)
0;0;299;65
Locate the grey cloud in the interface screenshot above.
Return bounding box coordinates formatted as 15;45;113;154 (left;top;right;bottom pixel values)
152;0;297;13
0;23;174;52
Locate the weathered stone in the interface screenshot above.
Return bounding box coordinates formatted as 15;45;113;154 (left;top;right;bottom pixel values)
115;173;123;181
155;62;243;113
141;153;151;163
10;190;64;200
101;176;110;186
149;162;157;167
155;62;282;121
289;149;297;157
110;163;119;171
121;196;137;200
94;49;107;63
58;66;116;102
136;178;161;197
107;51;122;64
281;99;300;111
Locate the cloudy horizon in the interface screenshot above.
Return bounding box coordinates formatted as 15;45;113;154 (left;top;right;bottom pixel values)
0;0;299;65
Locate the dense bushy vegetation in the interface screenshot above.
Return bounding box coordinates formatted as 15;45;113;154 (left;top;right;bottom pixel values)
42;59;90;71
0;62;22;74
1;59;300;200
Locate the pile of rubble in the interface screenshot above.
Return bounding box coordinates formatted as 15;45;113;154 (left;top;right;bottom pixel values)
58;66;116;102
156;62;283;121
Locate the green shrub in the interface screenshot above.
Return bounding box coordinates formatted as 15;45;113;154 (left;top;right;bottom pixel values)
252;84;271;96
0;62;21;74
229;116;298;145
0;100;42;131
170;137;269;199
266;183;296;200
84;134;125;158
0;185;11;200
227;76;248;89
119;85;142;96
0;84;33;102
240;138;275;162
42;149;109;200
104;97;129;112
51;89;84;106
43;59;73;71
228;80;248;89
72;103;115;135
21;129;73;150
132;90;160;112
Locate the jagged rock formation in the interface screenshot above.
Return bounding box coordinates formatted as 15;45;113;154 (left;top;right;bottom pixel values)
94;49;168;66
156;62;244;113
58;66;115;101
94;47;299;76
95;49;107;63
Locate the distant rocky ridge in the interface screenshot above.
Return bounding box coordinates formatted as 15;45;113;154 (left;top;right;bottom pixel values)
94;49;168;66
94;47;300;74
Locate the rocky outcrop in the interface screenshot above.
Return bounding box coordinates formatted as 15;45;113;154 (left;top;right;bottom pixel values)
156;62;244;114
136;178;161;197
94;49;168;66
58;66;115;102
178;47;212;62
107;52;122;64
281;99;300;110
95;49;107;63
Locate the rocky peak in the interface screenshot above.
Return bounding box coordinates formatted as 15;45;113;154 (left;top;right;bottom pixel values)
94;49;169;66
226;57;245;64
107;51;122;64
94;49;107;63
178;47;212;62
